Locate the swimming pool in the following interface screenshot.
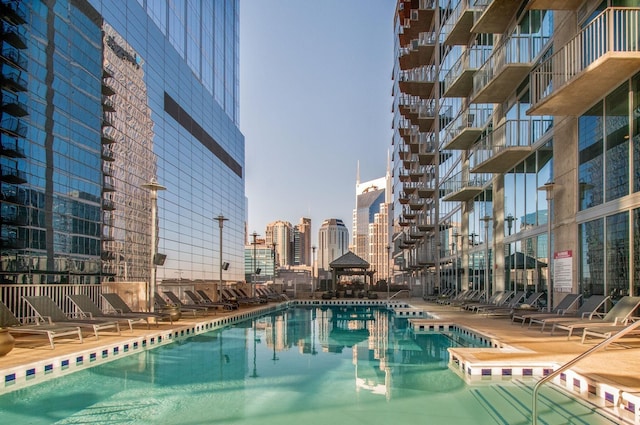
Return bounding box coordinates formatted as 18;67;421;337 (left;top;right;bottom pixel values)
0;306;621;424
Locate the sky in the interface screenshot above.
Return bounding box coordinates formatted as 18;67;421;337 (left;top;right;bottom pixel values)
239;0;396;243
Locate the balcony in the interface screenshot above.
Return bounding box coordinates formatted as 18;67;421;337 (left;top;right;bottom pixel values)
443;45;492;97
399;32;437;70
0;133;24;158
0;166;26;184
398;0;436;45
471;34;536;104
416;212;435;232
102;198;116;211
417;138;436;165
402;182;418;195
0;114;26;137
402;206;417;221
101;127;117;145
409;197;425;211
399;192;410;204
101;146;115;162
471;0;522;34
1;21;26;49
102;96;115;112
529;8;640;116
0;0;27;25
441;170;491;202
441;105;492;150
470;118;552;173
102;112;115;128
0;63;26;91
398;65;436;99
1;41;26;69
103;176;116;192
0;207;27;226
102;77;116;96
1;90;27;116
442;0;479;46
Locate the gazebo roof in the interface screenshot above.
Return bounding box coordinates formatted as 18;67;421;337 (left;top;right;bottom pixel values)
329;251;370;269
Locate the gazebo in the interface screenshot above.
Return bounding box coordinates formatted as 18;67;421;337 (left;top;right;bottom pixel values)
329;251;375;293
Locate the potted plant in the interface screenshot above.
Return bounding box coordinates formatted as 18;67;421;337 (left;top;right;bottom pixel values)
160;303;182;322
0;328;15;356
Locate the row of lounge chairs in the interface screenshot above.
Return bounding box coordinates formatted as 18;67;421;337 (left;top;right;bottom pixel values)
1;286;289;349
429;289;640;344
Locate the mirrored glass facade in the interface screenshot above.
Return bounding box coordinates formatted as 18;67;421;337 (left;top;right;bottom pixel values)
0;0;245;287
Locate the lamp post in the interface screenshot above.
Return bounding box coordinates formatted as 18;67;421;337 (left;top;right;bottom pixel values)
271;241;277;282
312;245;316;297
213;214;228;303
386;245;391;301
538;181;555;311
251;231;259;298
479;215;492;302
505;214;515;293
453;229;461;295
141;178;166;312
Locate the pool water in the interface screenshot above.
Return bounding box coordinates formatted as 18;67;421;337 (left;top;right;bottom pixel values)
0;306;620;424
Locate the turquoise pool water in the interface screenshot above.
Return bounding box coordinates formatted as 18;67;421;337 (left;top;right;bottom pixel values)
0;306;620;424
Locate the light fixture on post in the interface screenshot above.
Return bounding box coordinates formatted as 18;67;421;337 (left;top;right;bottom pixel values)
386;245;391;301
479;215;492;302
452;228;459;295
505;213;515;294
271;241;277;282
214;214;228;303
251;231;259;298
538;181;555;311
141;178;166;312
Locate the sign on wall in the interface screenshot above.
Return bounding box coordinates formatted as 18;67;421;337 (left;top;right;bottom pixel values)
554;250;573;292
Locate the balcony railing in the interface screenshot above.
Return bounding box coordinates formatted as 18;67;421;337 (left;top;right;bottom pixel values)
441;104;493;150
442;0;479;46
0;0;28;25
470;118;553;173
0;133;25;158
441;168;491;202
1;20;27;49
471;0;522;34
472;32;544;103
399;31;437;70
0;63;27;91
398;64;437;99
1;41;26;69
529;7;640;115
443;45;493;97
0;113;26;137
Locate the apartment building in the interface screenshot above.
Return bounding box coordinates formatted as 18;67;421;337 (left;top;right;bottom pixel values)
392;0;640;306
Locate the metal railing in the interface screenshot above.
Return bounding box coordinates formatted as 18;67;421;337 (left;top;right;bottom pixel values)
532;319;640;424
389;289;411;300
531;7;640;108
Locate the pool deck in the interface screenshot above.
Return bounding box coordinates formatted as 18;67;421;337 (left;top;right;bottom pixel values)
2;297;640;422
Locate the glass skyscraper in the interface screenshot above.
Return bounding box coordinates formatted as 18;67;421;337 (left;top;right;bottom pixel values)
0;0;245;289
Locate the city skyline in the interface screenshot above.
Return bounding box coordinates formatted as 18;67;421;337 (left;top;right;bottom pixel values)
239;0;395;241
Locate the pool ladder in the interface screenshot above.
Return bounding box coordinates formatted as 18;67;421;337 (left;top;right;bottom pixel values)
532;319;640;424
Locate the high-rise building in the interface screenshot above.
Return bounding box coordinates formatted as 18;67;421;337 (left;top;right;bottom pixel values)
0;1;244;294
294;217;312;266
318;218;349;271
353;160;392;283
392;0;640;305
266;220;293;267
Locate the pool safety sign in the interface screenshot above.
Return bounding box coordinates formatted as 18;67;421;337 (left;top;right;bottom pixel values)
554;250;572;292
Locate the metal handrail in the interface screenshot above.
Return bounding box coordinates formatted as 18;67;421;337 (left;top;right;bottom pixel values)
532;319;640;424
389;290;410;300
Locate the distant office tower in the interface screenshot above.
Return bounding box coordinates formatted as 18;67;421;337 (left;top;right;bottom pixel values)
0;1;245;290
353;160;392;282
244;238;275;283
318;218;349;271
266;220;293;267
294;217;312;266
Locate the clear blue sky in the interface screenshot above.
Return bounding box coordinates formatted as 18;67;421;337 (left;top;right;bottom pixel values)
239;0;395;242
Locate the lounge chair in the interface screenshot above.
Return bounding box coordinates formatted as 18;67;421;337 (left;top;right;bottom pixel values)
101;292;173;324
482;292;545;317
512;293;582;326
158;292;209;315
531;295;609;332
465;291;511;312
222;288;258;305
184;290;236;310
236;288;267;304
67;294;151;332
23;296;120;340
450;290;485;307
438;289;471;305
580;318;640;344
197;289;239;309
550;296;640;339
0;300;83;349
475;291;525;314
